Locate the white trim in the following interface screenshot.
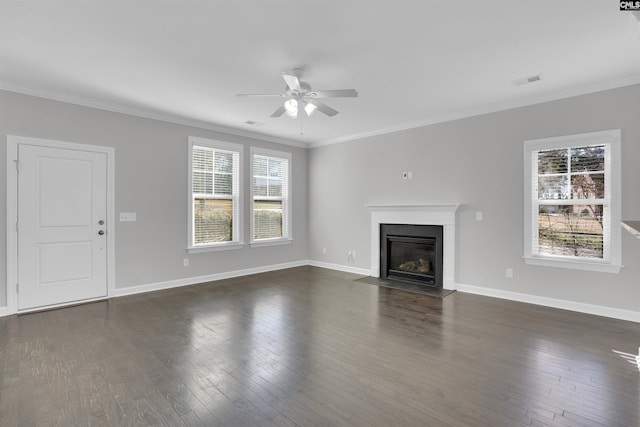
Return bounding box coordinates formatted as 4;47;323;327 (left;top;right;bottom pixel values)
250;146;292;243
365;204;459;290
4;76;638;150
6;135;116;315
11;297;108;316
523;129;622;273
308;77;640;148
187;243;245;253
0;81;307;148
6;140;18;314
2;262;638;323
309;261;640;323
523;256;623;273
622;221;640;239
107;144;117;300
455;282;640;323
250;238;293;248
250;146;294;161
308;260;640;323
190;136;245;153
188;137;244;248
113;260;307;298
306;260;372;276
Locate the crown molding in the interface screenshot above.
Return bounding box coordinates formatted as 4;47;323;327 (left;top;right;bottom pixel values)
0;80;308;149
3;74;639;151
308;74;640;149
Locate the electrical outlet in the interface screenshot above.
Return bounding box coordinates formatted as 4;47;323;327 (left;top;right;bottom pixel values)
322;247;327;254
352;250;356;258
476;211;483;221
505;268;514;278
183;258;189;267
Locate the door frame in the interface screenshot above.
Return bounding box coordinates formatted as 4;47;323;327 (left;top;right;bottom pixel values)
6;135;115;314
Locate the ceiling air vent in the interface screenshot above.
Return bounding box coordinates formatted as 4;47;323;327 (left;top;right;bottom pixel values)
513;74;542;86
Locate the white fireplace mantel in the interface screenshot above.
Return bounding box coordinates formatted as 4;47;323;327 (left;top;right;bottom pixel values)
366;204;459;290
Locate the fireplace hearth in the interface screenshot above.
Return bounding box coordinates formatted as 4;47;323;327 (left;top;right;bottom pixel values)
380;224;443;288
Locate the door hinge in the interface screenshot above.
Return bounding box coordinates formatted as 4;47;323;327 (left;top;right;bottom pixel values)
16;283;19;294
14;160;19;171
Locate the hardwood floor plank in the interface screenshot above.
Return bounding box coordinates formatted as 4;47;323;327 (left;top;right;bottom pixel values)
1;266;638;426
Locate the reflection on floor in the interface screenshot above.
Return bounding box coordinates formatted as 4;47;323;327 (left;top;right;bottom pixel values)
354;275;455;298
1;266;638;426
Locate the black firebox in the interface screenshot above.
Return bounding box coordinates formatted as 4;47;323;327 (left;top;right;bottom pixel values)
380;224;443;288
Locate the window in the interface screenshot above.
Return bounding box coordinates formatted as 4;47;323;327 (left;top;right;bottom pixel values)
188;137;243;251
524;130;622;273
251;148;291;245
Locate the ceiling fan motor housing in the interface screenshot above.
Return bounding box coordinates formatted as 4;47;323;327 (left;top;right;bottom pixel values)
287;81;312;97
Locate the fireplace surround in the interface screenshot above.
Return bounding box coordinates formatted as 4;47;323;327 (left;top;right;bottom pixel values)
366;204;459;290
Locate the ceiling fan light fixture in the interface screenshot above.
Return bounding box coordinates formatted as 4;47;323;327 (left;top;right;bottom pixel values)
284;99;298;117
304;102;317;116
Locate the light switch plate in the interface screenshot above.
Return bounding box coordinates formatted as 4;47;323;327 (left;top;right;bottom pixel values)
119;212;137;222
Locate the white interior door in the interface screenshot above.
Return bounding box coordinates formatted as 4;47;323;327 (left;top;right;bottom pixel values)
17;143;108;310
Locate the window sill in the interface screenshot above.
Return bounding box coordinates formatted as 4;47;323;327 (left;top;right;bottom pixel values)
250;238;293;248
188;243;245;254
523;256;623;274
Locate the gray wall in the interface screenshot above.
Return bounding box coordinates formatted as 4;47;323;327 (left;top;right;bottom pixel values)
2;85;639;314
308;84;640;312
0;90;309;307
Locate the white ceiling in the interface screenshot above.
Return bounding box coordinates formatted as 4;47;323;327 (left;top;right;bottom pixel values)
1;1;639;147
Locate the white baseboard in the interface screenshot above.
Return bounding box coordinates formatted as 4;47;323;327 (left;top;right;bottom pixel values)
113;260;308;298
3;261;638;323
455;283;640;323
306;260;372;276
308;262;640;323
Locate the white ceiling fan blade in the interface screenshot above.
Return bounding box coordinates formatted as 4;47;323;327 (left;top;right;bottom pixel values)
308;89;358;98
237;93;286;97
270;104;286;117
282;74;301;92
307;99;339;117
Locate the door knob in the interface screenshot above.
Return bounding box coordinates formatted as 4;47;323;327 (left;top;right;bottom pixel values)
98;230;105;235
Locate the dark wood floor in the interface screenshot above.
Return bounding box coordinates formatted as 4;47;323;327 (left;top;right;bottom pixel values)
1;266;638;426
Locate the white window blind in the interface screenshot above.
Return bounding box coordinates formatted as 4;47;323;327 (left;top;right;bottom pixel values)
251;150;290;242
533;144;609;259
523;130;622;273
189;138;242;247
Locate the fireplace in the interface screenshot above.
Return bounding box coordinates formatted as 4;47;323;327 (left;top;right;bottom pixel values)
366;204;458;290
380;224;443;288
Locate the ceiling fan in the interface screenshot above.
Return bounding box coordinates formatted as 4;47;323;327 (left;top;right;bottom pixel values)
237;68;358;119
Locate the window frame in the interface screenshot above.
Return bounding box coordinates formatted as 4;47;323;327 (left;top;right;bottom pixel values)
523;129;622;273
188;136;244;253
250;147;292;247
